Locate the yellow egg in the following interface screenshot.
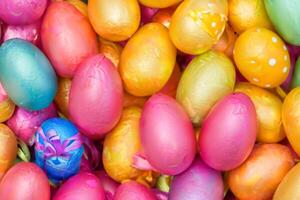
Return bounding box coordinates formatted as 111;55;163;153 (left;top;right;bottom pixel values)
67;0;88;17
228;0;273;33
234;28;290;88
235;82;284;143
98;37;123;68
88;0;140;41
138;0;182;8
120;23;176;96
169;0;228;55
0;99;15;123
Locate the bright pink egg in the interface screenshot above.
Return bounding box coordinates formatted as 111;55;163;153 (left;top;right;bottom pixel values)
140;93;196;175
199;93;257;171
114;181;157;200
0;162;50;200
94;171;119;200
69;54;123;139
53;172;105;200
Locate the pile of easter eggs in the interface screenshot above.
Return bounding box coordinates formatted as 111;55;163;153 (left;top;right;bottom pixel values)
1;0;300;199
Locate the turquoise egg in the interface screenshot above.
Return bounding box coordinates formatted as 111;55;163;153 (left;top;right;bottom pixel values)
265;0;300;45
0;39;57;110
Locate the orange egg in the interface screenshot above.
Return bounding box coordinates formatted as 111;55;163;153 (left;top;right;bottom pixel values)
0;99;15;123
67;0;88;17
152;6;177;28
234;28;290;88
123;92;148;108
159;63;181;98
228;144;294;200
88;0;140;41
98;37;123;68
138;0;182;8
54;77;71;117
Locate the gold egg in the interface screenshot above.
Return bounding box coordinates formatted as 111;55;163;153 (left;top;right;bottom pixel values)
54;77;72;117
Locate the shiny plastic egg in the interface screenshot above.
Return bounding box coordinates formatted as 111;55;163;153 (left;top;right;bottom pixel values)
0;83;15;123
98;37;123;67
234;28;290;88
54;77;72;117
67;0;88;17
114;181;157;200
139;0;182;8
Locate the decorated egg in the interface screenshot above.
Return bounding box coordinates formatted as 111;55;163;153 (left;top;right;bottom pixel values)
0;39;57;110
0;82;15;123
139;0;182;8
291;56;300;89
41;1;98;78
176;51;236;126
159;63;181;98
69;54;123;139
235;82;284;143
114;181;157;200
94;171;119;199
123;92;148;108
35;118;84;183
229;144;294;200
234;28;290;88
139;94;196;175
98;37;123;67
0;162;50;200
88;0;140;41
120;23;176;96
152;6;176;28
67;0;88;17
199;93;257;171
54;77;72;117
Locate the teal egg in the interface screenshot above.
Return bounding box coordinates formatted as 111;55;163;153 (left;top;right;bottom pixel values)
265;0;300;45
0;39;57;110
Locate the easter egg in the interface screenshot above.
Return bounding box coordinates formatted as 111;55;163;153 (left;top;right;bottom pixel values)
53;172;105;200
67;0;88;17
152;6;176;28
120;23;176;97
114;181;157;200
35;118;84;183
228;144;294;200
234;28;290;88
140;94;196;175
235;82;284;143
98;37;123;67
88;0;140;41
139;0;182;8
0;0;47;25
0;162;50;200
228;0;273;34
0;83;15;123
95;171;119;199
176;51;236;126
169;158;224;200
69;54;123;139
265;0;300;45
54;77;72;117
169;0;228;55
291;56;300;89
41;1;98;78
0;39;57;110
199;93;257;171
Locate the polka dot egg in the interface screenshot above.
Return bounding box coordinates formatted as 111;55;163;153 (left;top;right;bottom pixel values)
234;28;290;88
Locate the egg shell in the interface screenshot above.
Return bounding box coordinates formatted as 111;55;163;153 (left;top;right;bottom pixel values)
54;77;72;117
94;171;119;199
41;1;98;78
120;22;176;97
140;93;196;175
176;51;236;126
53;172;105;200
139;0;182;8
69;54;123;139
98;37;123;67
114;181;157;200
0;39;57;111
199;93;257;171
0;82;15;123
0;162;50;200
229;144;294;200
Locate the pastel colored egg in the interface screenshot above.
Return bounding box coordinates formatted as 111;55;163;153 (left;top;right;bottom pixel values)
169;0;228;55
114;181;157;200
120;23;176;96
228;144;294;200
152;6;177;28
228;0;273;34
69;54;123;139
88;0;140;41
0;162;50;200
54;77;72;117
291;56;300;89
139;0;182;8
0;39;57;110
0;83;15;123
235;82;284;143
41;1;98;78
234;28;290;88
176;51;236;126
0;0;47;25
98;37;123;67
140;94;196;175
199;93;257;171
67;0;88;17
159;63;181;98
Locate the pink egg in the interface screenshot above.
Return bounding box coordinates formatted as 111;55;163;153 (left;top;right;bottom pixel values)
53;172;105;200
114;181;157;200
69;54;123;139
199;93;257;171
94;171;119;200
140;93;196;175
0;81;8;102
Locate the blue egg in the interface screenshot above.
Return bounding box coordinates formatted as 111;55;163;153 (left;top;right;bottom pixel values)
35;118;84;184
0;39;57;110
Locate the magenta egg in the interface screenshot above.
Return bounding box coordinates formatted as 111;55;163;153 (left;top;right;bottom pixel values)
69;54;123;139
199;93;257;171
140;93;196;175
114;181;157;200
53;172;105;200
95;171;119;200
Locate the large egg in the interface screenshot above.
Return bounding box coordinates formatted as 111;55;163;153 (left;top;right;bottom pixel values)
169;0;228;55
140;94;196;175
120;23;176;96
0;39;57;110
228;144;294;200
114;181;157;200
88;0;140;42
199;93;257;171
139;0;182;8
234;28;290;88
235;82;284;143
0;83;15;122
176;51;236;126
69;54;123;139
41;1;98;78
54;77;72;117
